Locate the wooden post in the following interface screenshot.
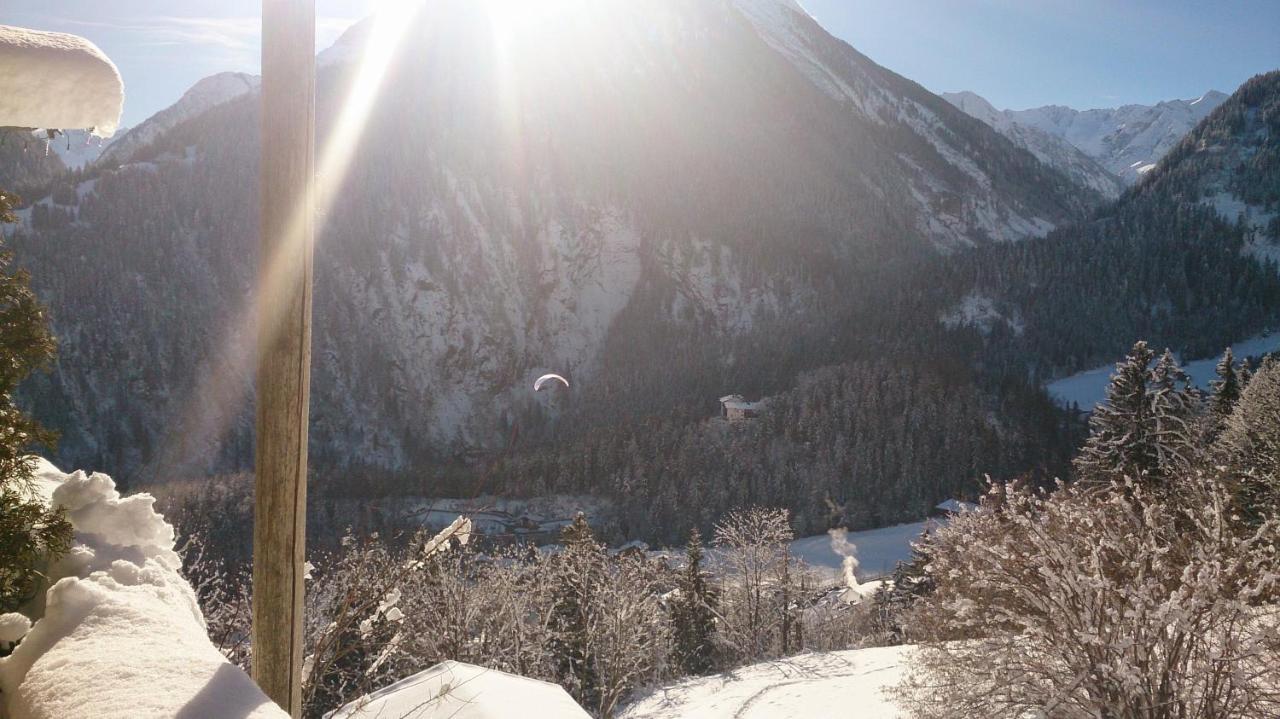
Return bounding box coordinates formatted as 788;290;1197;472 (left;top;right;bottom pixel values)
253;1;314;715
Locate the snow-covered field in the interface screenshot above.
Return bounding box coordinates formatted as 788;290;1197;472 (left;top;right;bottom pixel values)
620;645;911;719
1046;332;1280;410
791;520;935;581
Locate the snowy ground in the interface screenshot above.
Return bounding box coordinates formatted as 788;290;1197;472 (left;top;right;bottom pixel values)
790;520;936;581
619;645;911;719
1046;332;1280;410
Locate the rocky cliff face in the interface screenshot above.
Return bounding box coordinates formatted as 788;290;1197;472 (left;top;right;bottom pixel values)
4;0;1098;481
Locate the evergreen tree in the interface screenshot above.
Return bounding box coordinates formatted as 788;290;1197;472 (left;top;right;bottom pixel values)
549;512;605;711
1211;348;1243;422
873;533;936;644
671;528;718;675
1148;349;1201;479
1074;341;1159;485
1217;357;1280;520
0;188;71;614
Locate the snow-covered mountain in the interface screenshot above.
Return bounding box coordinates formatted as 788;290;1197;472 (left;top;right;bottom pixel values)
7;0;1099;480
45;128;123;170
944;91;1124;198
945;89;1229;185
97;72;259;166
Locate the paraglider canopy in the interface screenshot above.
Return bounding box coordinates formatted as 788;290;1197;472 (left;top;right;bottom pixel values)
533;373;569;392
0;25;124;136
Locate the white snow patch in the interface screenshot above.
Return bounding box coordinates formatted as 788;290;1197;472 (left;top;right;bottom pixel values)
791;519;936;581
940;292;1024;335
0;614;31;646
0;25;123;136
620;644;911;719
1046;332;1280;410
0;459;286;719
327;660;590;719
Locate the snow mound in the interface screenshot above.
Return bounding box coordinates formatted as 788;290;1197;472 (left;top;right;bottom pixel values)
0;25;123;136
0;614;31;646
327;660;590;719
620;644;911;718
0;459;286;719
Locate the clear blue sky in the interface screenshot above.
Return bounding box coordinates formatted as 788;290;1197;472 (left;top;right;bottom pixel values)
4;0;1278;128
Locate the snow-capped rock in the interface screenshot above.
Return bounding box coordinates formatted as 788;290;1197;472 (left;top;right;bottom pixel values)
1010;91;1227;183
943;91;1124;198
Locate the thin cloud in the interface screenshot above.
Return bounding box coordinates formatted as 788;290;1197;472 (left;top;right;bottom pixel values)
62;16;260;51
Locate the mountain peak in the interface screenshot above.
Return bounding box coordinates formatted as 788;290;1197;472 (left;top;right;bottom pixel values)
1190;89;1228;106
99;72;259;166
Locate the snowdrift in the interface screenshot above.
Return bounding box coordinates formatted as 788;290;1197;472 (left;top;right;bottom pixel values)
0;25;124;136
0;459;285;719
620;644;911;718
327;660;591;719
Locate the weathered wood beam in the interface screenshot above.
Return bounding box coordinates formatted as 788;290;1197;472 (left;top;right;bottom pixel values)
253;1;314;714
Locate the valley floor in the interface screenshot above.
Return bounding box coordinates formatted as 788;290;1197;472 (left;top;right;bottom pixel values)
1046;332;1280;409
619;645;911;719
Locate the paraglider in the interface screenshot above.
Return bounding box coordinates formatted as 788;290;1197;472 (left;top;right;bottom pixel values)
533;373;569;392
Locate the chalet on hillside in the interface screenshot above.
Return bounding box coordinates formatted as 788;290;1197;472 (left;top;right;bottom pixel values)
719;394;765;422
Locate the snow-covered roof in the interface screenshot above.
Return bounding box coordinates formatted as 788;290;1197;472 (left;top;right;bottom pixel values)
326;661;590;719
718;394;745;403
722;399;764;411
0;25;123;136
934;499;977;514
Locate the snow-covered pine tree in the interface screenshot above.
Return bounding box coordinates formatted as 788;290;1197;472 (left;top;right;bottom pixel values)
1148;349;1201;479
1074;341;1159;485
671;528;718;675
0;187;71;615
549;512;606;711
873;531;936;645
1217;357;1280;520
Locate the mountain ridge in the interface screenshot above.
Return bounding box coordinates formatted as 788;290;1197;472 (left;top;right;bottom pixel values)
4;0;1104;482
943;89;1228;184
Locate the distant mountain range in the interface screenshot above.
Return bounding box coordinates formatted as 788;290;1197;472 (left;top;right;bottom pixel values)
943;89;1228;186
0;0;1274;522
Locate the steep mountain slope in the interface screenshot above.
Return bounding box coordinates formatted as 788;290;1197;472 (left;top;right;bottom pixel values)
4;0;1097;483
938;72;1280;381
943;91;1124;198
0;129;66;193
97;72;259;166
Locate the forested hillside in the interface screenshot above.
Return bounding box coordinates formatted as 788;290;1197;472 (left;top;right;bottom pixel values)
3;0;1095;490
935;71;1280;382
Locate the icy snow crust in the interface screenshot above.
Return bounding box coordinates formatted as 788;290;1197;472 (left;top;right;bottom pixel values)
0;25;123;136
0;459;286;719
620;644;910;718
